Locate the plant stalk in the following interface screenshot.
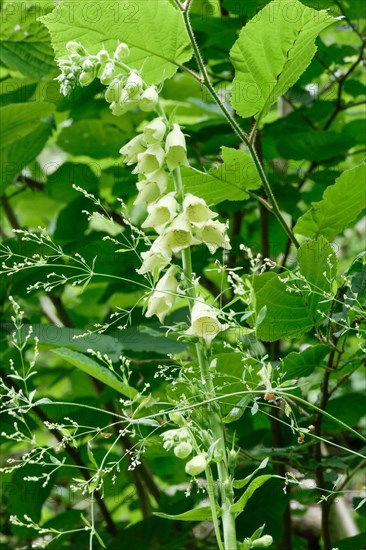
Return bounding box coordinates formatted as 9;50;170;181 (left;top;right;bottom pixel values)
173;167;238;550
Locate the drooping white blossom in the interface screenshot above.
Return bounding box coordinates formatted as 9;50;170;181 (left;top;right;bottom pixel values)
145;266;179;323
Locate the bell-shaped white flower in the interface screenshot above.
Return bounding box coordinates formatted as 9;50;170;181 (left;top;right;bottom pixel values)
183;194;217;226
134;143;165;176
145;266;179;323
110;101;128;117
118;88;140;111
165;124;189;171
142;193;178;233
161;214;198;254
125;71;143;98
105;78;125;103
174;441;193;459
186;299;222;344
144;118;167;144
139;86;159;112
198;220;231;254
114;42;130;60
120;134;146;165
137;236;172;275
134;170;169;205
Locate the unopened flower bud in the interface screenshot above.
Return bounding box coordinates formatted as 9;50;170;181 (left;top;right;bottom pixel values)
114;42;130;60
252;535;273;548
169;412;185;426
145;266;179;323
97;49;110;63
186;299;222;344
185;453;208;476
100;62;115;85
165;123;189;171
144;118;167;144
139;86;159;112
105;78;125;103
174;442;193;459
82;59;95;72
79;71;95;87
125;71;143;98
66;41;87;56
183;194;217;225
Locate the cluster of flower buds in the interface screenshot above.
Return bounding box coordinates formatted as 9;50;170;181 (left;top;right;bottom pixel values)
56;41;159;115
161;429;208;475
120;118;231;328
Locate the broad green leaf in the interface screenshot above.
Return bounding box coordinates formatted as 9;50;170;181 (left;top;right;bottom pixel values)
181;146;261;205
0;102;54;192
280;344;329;381
276;130;355;161
52;348;138;399
254;272;315;341
41;0;193;85
1;323;125;362
154;506;219;521
294;163;366;239
253;237;336;341
231;475;275;516
0;3;56;79
297;236;337;321
230;0;335;119
57;120;125;159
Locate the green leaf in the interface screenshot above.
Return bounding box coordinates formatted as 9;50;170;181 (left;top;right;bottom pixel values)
280;344;329;381
181;146;261;205
0;102;54;192
57;120;124;159
52;348;138;399
276;130;355;161
41;0;193;85
230;0;335;119
294;163;366;239
233;458;269;489
253;237;336;341
231;475;275;516
154;506;220;521
254;272;314;341
0;3;56;79
297;236;337;321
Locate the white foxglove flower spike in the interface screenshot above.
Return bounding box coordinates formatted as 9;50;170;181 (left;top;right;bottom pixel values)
120;135;146;166
165;124;189;171
198;220;232;254
134;143;165;175
142;193;178;233
144;118;167;144
139;86;159;112
186;299;223;344
161;214;199;254
145;266;179;323
183;194;218;226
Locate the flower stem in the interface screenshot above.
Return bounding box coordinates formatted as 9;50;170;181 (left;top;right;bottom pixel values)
180;8;300;249
172;166;238;550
